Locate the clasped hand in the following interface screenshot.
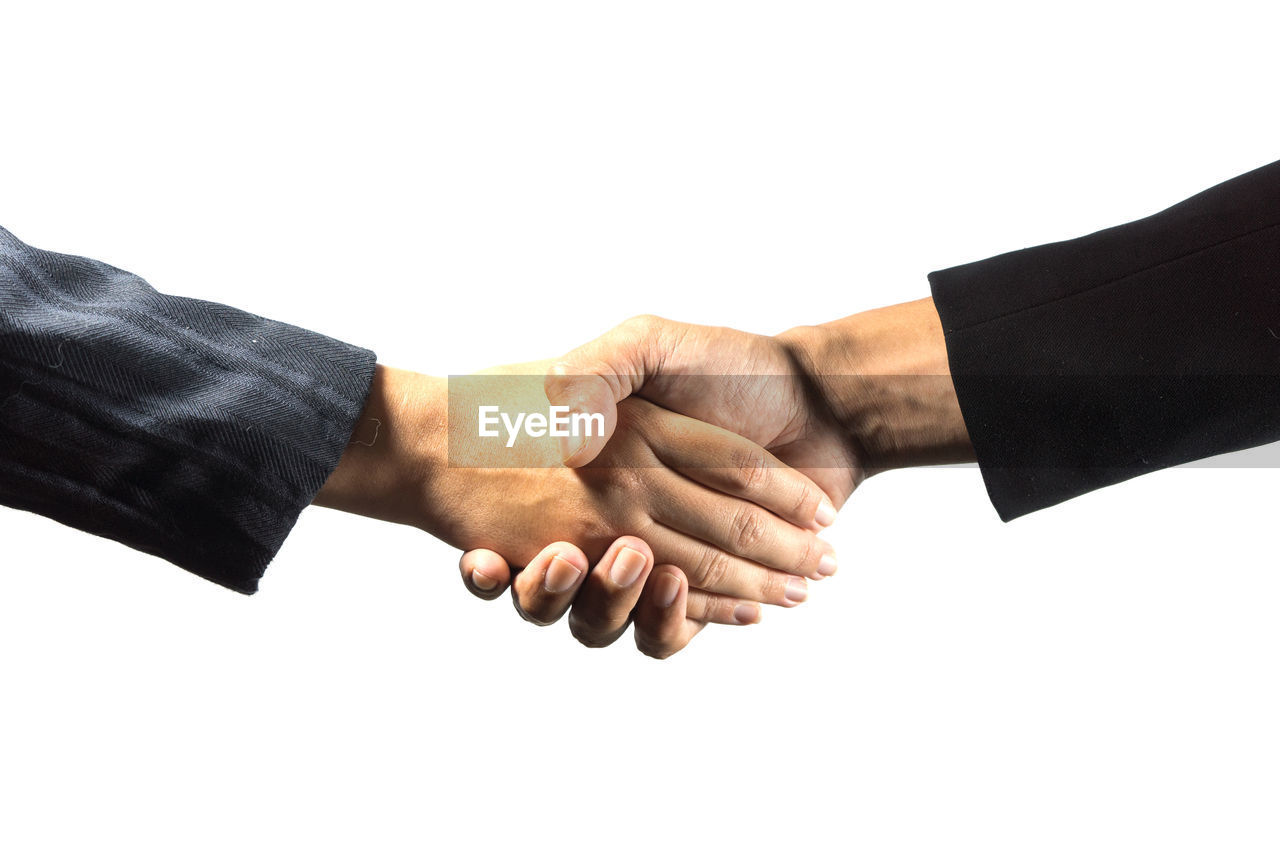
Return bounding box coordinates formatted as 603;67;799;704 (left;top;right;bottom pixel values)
447;317;858;658
317;302;970;658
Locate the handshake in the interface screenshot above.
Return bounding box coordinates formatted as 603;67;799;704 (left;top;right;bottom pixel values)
314;298;976;657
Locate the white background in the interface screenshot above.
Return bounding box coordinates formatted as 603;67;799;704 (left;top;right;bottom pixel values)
3;2;1279;839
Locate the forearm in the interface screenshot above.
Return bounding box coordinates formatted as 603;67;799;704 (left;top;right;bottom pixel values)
778;297;974;476
784;161;1280;520
925;160;1280;519
0;225;375;593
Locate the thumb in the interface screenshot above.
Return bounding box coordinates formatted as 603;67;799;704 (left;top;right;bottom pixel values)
544;316;671;467
544;362;620;467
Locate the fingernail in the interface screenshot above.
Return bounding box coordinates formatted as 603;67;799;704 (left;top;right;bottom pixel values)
610;547;647;588
546;364;572;397
817;554;838;578
654;573;681;608
784;576;808;605
544;556;583;593
733;604;761;625
471;569;499;591
814;499;837;528
558;432;585;464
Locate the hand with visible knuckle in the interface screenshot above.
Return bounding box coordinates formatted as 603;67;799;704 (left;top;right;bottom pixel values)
733;450;770;493
437;328;855;655
441;365;830;604
730;507;766;553
794;481;820;525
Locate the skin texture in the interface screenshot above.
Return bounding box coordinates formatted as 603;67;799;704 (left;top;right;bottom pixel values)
469;297;976;657
312;361;837;635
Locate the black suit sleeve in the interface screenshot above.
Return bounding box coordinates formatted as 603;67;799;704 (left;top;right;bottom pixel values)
0;226;376;593
928;159;1280;520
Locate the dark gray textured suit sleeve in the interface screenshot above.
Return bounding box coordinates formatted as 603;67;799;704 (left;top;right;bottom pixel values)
0;226;376;593
929;159;1280;520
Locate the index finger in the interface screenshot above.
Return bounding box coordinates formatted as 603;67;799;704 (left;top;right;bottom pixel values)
633;402;838;531
459;548;514;600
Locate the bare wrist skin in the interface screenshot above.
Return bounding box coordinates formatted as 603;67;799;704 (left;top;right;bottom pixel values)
312;365;447;532
778;297;975;476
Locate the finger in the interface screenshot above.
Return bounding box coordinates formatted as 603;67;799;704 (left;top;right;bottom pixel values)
458;548;514;601
638;404;839;532
544;315;679;468
642;522;810;607
686;588;762;626
510;542;591;626
649;475;838;580
567;537;654;648
630;400;838;577
544;364;619;468
634;566;707;659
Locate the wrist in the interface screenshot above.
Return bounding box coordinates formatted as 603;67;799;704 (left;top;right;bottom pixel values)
313;364;448;532
778;297;974;475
